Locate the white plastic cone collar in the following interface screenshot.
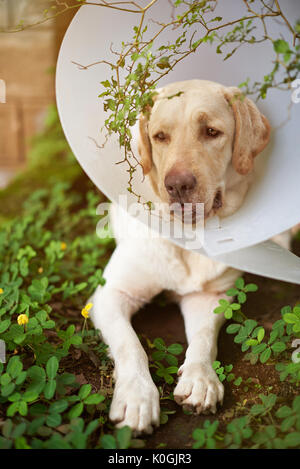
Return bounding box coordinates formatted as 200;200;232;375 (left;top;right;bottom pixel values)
56;0;300;284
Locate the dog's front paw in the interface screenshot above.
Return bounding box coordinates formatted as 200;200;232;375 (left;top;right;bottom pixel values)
173;362;224;415
109;376;160;435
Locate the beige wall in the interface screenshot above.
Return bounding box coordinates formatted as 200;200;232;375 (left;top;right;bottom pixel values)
0;2;76;169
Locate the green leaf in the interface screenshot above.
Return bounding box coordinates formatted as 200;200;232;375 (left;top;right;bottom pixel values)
68;402;84;420
241;341;250;352
165;354;178;366
2;420;13;438
1;382;15;397
7;402;19;417
84;394;105;405
27;416;45;435
152;350;165;361
293;306;300;315
15;371;27;386
252;343;267;354
65;325;75;338
233;377;242;386
85;420;100;436
44;380;56;400
206;437;216;449
23;391;39;402
226;288;238;296
153;338;165;351
225;364;233;372
250;404;265;416
276;406;292;419
49;399;68;414
167;343;183;355
237;292;247;304
214;306;226;314
0;319;10;334
281;416;296;432
67;395;80;403
30;403;47;416
160;412;168;425
244;319;257;335
27;366;46;394
273;39;290;54
12;423;26;441
260;347;271;363
224;308;233;319
46;413;61;428
271;342;286;353
8;392;21;402
227;373;235;382
244;283;258;292
246;339;258;347
164;373;174;384
70;335;82;346
212;361;221;370
283;313;298;324
1;373;11;386
7;356;22;379
192;428;205;448
257;328;265;343
206;420;219;437
234;332;248;344
18;401;28;416
281;305;292;315
166;366;178;375
219;299;229;307
19;258;29;277
235;278;245;289
46;356;59;379
116;426;132;449
292;396;300;412
284;432;300;447
100;434;117;449
226;324;241;334
78;384;91;401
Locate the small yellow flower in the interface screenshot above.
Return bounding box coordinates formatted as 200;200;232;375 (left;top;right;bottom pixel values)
81;302;93;319
17;314;29;326
0;288;3;294
61;242;67;251
81;309;89;319
38;267;43;274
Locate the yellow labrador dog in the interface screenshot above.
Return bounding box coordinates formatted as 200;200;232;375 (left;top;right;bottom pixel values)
90;79;275;434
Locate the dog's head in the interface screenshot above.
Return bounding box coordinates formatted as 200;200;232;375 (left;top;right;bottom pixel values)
138;80;271;220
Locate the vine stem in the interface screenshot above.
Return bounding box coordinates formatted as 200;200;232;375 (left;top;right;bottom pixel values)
0;0;159;33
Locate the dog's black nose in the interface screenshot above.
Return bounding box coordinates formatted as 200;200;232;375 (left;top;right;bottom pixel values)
165;170;197;200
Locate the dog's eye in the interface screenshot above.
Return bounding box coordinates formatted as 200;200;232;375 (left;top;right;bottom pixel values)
154;132;167;142
206;127;220;137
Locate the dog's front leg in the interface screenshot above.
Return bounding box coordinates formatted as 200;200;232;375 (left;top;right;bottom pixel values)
174;291;228;414
90;244;162;434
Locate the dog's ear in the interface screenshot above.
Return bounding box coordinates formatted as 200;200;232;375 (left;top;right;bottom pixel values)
138;113;152;175
224;87;271;175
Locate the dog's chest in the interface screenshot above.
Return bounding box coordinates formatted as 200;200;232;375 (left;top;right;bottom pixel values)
111;203;230;295
159;242;229;295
